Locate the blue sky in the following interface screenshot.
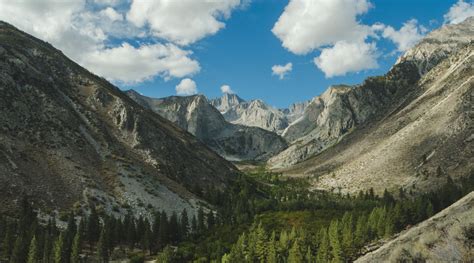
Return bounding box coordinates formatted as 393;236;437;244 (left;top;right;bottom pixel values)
125;0;462;108
0;0;472;108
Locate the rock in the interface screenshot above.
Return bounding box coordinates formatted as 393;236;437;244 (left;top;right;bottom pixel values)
126;91;288;161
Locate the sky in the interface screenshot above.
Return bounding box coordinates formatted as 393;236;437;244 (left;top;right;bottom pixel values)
0;0;473;108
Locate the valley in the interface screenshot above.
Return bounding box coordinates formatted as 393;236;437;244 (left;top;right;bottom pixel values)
0;3;473;263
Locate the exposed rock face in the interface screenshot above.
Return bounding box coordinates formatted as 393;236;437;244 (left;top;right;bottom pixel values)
276;18;474;194
211;94;309;134
356;192;474;262
126;91;288;161
0;21;240;216
210;93;245;113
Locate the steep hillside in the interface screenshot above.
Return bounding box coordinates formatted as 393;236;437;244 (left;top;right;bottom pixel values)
0;21;240;216
356;191;474;262
126;91;288;161
275;18;474;194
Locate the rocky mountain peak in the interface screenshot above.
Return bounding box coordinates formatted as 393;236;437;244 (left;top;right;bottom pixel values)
396;17;474;76
210;93;245;113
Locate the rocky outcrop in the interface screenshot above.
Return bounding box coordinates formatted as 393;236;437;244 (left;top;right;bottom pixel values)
126;91;288;161
211;94;309;134
210;93;245;113
356;192;474;262
0;21;240;216
276;18;474;195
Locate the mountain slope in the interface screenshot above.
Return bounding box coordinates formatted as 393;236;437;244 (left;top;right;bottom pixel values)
275;18;474;194
126;91;288;161
0;21;239;216
356;191;474;262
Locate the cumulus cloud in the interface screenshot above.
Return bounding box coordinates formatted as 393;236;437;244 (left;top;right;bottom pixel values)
272;0;372;55
444;0;474;24
220;85;234;94
377;19;427;51
176;78;198;95
272;63;293;79
99;7;123;21
127;0;243;45
314;41;378;78
82;43;200;84
0;0;202;84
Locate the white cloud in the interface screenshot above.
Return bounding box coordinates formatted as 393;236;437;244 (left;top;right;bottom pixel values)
314;41;378;77
272;63;293;79
0;0;201;84
176;78;198;95
82;43;200;84
272;0;372;55
378;19;427;51
99;7;123;22
220;85;234;94
444;0;474;24
127;0;242;45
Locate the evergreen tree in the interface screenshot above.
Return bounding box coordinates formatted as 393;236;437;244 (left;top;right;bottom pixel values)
53;233;65;263
169;212;179;244
206;211;215;230
254;223;267;262
191;215;197;235
87;206;100;246
341;212;354;259
316;228;329;263
197;207;205;233
180;209;189;239
266;231;278;263
42;232;52;263
158;211;168;248
328;220;342;263
287;239;303;263
27;235;39;263
354;214;368;249
70;221;82;263
11;234;28;263
96;227;108;263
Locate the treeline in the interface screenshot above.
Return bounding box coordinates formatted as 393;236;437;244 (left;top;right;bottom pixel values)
0;201;216;262
221;174;474;262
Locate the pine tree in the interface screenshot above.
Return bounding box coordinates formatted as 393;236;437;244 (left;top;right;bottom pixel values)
197;207;205;233
158;211;168;248
328;220;342;263
42;232;52;263
354;214;368;250
180;209;189;239
206;211;215;230
169;212;179;244
191;215;197;235
96;227;108;263
254;223;267;262
87;206;100;246
316;228;329;263
70;221;82;263
287;239;303;263
53;233;65;263
27;235;39;263
266;231;278;263
11;234;28;263
341;212;354;259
